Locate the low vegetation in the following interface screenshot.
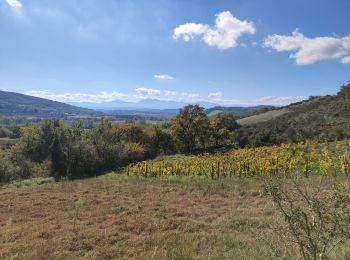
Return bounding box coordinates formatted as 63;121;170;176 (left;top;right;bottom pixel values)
1;173;350;259
1;84;350;259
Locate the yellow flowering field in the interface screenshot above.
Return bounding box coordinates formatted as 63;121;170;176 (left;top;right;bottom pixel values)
127;140;350;178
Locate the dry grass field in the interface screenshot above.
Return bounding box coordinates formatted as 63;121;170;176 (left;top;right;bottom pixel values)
2;174;350;260
0;174;288;260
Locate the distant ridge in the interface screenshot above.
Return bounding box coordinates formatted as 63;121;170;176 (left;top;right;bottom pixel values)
236;83;350;145
0;90;99;118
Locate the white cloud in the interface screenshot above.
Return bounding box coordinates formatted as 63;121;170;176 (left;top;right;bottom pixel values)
181;92;200;100
164;90;177;96
154;74;174;80
135;87;161;97
198;95;307;106
23;90;307;107
6;0;22;10
25;90;128;103
341;55;350;64
252;96;308;106
208;91;223;99
263;30;350;65
175;93;307;106
173;23;210;42
173;11;256;49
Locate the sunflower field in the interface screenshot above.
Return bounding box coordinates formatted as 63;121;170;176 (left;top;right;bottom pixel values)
127;140;350;178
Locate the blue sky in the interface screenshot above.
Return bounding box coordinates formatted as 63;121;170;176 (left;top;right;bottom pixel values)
1;0;349;106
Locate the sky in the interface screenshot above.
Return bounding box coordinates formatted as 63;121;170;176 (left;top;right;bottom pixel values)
0;0;350;106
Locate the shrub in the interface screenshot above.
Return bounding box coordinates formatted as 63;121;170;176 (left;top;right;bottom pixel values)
264;177;350;259
0;151;21;184
120;142;146;164
66;140;98;178
31;160;52;178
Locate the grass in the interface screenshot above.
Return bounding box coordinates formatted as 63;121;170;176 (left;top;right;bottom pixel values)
237;108;289;126
0;177;55;192
1;173;350;259
0;173;285;259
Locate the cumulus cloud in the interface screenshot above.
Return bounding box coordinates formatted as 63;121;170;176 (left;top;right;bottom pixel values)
154;74;174;80
341;55;350;64
135;87;161;97
173;11;256;49
263;30;350;65
6;0;22;10
208;91;223;99
181;92;200;99
164;90;177;96
25;90;128;103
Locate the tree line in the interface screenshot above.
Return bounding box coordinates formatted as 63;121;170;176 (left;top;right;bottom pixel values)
0;105;239;184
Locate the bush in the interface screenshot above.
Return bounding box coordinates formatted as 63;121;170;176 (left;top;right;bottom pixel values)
0;151;21;184
66;140;98;178
0;127;10;138
31;160;52;178
264;176;350;259
120;142;146;164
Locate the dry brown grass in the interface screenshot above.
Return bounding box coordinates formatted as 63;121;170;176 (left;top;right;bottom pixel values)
0;175;284;259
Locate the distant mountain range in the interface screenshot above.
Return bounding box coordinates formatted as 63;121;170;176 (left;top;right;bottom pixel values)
69;99;219;110
0;90;279;120
0;90;98;118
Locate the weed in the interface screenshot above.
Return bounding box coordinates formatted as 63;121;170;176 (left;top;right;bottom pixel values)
159;201;168;218
2;217;13;243
72;198;84;233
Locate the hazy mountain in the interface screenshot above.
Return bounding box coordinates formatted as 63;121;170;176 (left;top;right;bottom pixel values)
0;90;99;118
69;99;219;110
103;108;180;119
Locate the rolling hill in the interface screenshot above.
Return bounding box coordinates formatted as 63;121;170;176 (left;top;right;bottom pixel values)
206;105;276;117
0;90;99;118
236;83;350;146
237;108;289;126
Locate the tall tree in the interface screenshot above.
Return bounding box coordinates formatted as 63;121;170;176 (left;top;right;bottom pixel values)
211;113;238;146
51;129;66;179
171;105;210;153
149;125;175;155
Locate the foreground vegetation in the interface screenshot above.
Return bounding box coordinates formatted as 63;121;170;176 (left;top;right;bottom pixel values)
0;175;275;259
2;84;350;259
1;173;350;259
2;120;350;259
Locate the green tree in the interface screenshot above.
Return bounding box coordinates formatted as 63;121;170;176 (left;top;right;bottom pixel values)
171;105;211;153
51;129;66;179
88;118;123;169
211;113;238;146
149;125;175;155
